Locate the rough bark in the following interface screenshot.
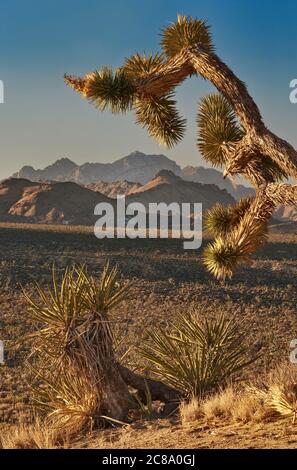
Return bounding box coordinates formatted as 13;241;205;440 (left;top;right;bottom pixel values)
119;364;180;403
91;363;180;422
134;46;297;181
136;49;193;97
265;183;297;206
100;363;135;421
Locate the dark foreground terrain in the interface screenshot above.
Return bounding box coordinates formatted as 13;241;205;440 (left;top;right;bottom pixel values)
0;222;297;448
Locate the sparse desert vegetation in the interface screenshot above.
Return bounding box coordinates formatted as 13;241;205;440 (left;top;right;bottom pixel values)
1;222;297;448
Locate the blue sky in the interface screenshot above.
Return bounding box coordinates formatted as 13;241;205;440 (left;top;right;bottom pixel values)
0;0;296;178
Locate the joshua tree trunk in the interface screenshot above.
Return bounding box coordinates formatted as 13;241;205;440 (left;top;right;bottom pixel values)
67;310;179;423
89;361;179;422
99;363;134;421
118;364;179;403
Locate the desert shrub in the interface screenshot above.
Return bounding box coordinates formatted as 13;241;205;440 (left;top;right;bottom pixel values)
201;387;269;423
180;362;297;426
139;313;254;398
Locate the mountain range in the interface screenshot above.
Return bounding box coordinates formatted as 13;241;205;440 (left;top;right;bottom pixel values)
6;151;296;225
12;151;253;201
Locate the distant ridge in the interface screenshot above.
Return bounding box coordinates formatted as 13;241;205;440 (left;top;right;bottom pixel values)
11;151;252;200
12;151;182;185
125;170;235;210
182;166;254;200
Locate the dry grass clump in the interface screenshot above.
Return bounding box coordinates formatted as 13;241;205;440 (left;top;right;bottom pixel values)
179;396;203;425
38;366;100;436
227;392;269;423
251;362;297;422
202;387;237;420
181;362;297;427
0;419;60;449
181;386;272;426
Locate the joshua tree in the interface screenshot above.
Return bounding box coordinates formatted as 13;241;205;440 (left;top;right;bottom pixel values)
65;15;297;280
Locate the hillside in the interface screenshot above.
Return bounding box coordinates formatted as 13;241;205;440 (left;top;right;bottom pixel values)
126;170;235;210
0;172;236;226
88;180;141;198
274;204;297;222
0;178;114;225
182;166;255;200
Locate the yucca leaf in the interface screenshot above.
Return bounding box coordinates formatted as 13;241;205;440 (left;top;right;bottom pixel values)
83;67;135;114
135;94;186;148
203;216;268;281
205;197;254;237
139;313;254;398
197;93;244;167
122;52;164;78
161;15;214;57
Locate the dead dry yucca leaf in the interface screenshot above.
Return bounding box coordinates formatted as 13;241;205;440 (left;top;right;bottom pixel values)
247;383;297;423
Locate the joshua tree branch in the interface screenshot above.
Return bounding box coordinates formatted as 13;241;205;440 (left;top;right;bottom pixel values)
265;183;297;206
136;49;193;97
256;132;297;180
188;48;265;133
135;47;297;179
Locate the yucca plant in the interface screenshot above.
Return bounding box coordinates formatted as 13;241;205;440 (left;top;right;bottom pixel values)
161;15;214;57
255;384;297;423
122;52;165;78
204;204;232;237
247;382;297;423
139;314;255;399
135;94;186;148
197;93;244;168
82;67;135;113
65;15;297;279
25;263;135;434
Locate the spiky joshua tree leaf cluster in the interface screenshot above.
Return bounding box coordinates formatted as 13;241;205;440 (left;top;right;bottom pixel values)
65;15;297;279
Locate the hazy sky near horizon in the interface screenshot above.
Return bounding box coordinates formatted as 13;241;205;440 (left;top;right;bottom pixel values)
0;0;296;179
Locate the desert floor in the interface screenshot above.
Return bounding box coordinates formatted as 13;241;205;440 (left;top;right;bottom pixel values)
0;222;297;448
